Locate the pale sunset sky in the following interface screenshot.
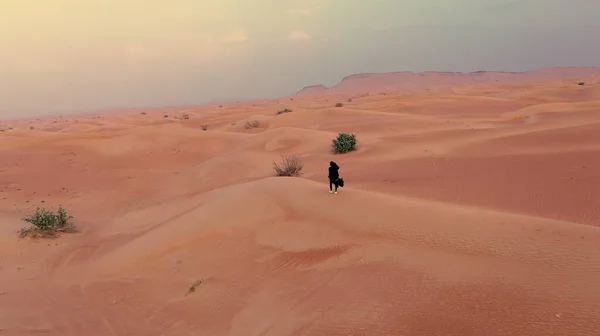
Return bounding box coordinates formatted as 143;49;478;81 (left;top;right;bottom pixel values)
1;0;599;117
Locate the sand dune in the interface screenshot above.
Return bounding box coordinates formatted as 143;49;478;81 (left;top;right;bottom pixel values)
2;70;600;335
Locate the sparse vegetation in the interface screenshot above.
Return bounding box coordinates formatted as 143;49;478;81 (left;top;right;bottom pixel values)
276;108;293;115
29;126;34;130
200;124;208;131
187;279;203;295
335;103;344;107
332;133;357;154
164;114;169;118
182;114;190;119
18;205;76;238
245;120;260;129
141;112;147;115
273;154;304;177
347;98;352;102
578;82;585;86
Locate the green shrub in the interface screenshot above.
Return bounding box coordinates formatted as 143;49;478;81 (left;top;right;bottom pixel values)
19;205;76;238
273;155;304;177
332;133;357;154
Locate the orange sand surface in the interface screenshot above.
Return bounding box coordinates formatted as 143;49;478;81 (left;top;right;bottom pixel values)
1;74;600;335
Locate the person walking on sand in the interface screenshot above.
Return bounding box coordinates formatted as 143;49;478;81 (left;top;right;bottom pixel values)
328;161;340;194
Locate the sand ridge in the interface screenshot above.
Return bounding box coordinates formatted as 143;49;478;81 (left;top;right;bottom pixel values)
1;72;600;335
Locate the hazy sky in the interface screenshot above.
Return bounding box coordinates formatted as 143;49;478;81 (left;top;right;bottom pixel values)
1;0;599;117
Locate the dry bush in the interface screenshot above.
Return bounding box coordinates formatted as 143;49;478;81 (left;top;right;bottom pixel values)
245;120;260;129
182;114;190;119
200;124;208;131
276;108;292;115
187;279;203;295
18;205;77;238
335;102;344;107
273;155;304;177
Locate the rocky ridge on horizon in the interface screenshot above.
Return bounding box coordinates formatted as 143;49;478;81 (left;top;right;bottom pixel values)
295;66;600;96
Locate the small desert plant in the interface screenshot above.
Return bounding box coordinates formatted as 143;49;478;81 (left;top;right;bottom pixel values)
200;124;208;131
335;103;344;107
19;205;76;238
578;82;585;86
141;112;147;115
29;126;34;130
164;114;169;118
347;98;352;102
245;120;260;129
273;155;304;177
332;133;357;154
276;108;293;115
187;279;203;295
182;114;190;119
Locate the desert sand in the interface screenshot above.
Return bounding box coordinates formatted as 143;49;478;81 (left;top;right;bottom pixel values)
1;68;600;335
